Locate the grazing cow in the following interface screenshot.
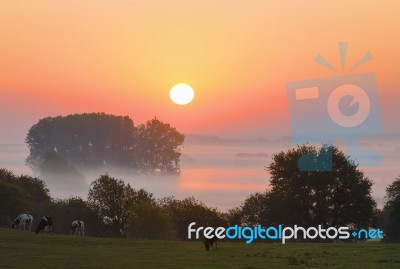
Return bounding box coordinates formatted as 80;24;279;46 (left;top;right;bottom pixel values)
204;231;218;251
71;220;85;236
11;214;33;232
35;216;53;235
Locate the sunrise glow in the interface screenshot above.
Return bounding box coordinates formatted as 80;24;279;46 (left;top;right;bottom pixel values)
170;83;194;105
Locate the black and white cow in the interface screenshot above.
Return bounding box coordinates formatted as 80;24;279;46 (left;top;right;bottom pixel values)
35;216;53;235
11;214;33;232
71;220;85;236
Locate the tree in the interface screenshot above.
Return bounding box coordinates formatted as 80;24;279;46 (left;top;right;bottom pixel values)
87;174;153;236
0;168;51;226
43;197;106;236
26;113;184;174
0;180;31;226
160;196;226;240
225;206;243;226
26;113;136;169
266;145;376;229
135;118;184;174
379;176;400;242
240;192;269;226
128;200;174;240
16;174;52;214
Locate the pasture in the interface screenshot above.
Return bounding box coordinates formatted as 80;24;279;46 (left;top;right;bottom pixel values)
1;228;400;269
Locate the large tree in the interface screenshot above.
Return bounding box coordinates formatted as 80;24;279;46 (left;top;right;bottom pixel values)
26;113;184;174
26;113;136;168
135;118;184;174
0;168;51;226
379;176;400;242
266;145;376;229
87;174;153;236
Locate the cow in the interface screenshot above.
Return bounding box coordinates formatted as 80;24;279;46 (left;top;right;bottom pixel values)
35;216;53;235
204;231;218;251
71;220;85;236
11;214;33;232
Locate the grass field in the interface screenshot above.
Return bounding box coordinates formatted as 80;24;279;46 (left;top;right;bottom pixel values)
1;228;400;269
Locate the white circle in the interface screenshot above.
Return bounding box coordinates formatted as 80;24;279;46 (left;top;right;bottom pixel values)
170;83;194;105
327;84;370;128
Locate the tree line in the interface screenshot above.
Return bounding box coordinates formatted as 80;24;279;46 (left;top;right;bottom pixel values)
1;145;400;242
26;113;184;174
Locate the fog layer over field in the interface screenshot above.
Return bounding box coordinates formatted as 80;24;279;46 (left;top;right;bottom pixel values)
0;134;398;211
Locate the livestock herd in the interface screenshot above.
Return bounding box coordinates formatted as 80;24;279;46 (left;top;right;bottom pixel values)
10;213;217;251
10;213;84;236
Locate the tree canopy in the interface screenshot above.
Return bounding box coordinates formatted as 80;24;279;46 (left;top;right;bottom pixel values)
87;174;153;236
0;169;51;226
26;113;184;174
265;145;376;229
379;176;400;242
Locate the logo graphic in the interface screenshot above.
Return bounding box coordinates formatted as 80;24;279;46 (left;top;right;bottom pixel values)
188;222;384;244
286;42;382;171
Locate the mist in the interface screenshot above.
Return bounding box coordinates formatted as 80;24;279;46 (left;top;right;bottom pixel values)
0;134;399;211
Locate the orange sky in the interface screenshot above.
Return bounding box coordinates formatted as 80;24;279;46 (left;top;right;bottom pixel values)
1;0;400;142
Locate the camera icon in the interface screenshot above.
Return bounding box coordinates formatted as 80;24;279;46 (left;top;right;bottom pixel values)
287;72;382;171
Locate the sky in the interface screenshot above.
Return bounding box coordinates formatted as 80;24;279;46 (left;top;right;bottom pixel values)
0;1;399;209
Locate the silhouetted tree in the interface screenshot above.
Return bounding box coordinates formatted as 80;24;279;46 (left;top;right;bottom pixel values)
26;113;184;174
128;200;174;240
240;191;269;226
43;197;106;236
225;206;243;226
0;180;31;226
87;174;153;236
266;145;376;229
160;196;226;240
135;118;184;174
379;176;400;242
0;168;51;226
26;113;136;169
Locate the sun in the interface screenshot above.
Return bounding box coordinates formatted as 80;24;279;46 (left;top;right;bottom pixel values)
170;83;194;105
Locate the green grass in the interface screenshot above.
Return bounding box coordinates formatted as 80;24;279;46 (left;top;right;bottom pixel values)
1;228;400;269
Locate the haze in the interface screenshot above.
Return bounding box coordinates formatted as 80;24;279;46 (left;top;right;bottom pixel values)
0;1;399;210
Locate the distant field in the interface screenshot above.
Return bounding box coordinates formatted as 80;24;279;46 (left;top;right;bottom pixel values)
1;229;400;269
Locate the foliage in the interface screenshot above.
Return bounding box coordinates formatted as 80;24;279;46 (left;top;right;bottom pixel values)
265;145;376;229
135;118;185;174
240;191;269;226
26;113;184;174
128;200;174;240
0;168;51;226
0;180;31;226
87;174;153;236
42;197;106;236
379;176;400;242
160;196;227;240
26;113;135;169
